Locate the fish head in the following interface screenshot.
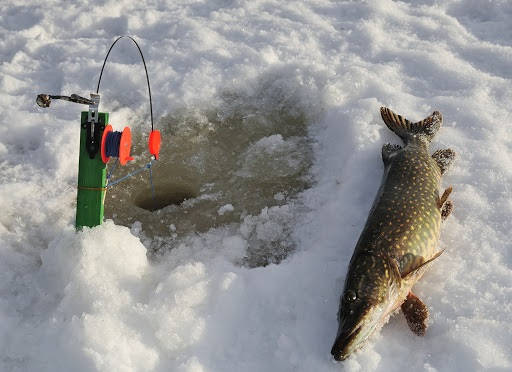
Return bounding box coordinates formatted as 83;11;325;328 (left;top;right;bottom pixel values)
331;254;402;361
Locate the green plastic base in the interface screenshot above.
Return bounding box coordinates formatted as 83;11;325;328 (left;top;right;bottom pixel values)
75;112;108;229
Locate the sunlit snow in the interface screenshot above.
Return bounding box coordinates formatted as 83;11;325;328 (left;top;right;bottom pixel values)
1;1;511;371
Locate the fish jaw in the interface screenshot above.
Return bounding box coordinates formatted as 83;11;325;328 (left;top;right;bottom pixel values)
331;274;407;361
331;301;390;361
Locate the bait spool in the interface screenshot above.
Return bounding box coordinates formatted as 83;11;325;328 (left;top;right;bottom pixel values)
100;124;161;165
101;125;134;165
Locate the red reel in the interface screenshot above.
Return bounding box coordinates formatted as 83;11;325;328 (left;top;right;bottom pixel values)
100;124;113;164
100;124;134;165
119;127;134;165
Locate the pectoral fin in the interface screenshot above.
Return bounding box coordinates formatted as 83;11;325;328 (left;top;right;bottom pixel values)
399;249;444;281
398;253;425;277
401;292;429;336
402;249;444;280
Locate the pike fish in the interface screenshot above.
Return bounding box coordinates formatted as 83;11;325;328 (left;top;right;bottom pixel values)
331;107;455;361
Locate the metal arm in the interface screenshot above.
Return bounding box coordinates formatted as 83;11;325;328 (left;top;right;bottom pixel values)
36;93;94;108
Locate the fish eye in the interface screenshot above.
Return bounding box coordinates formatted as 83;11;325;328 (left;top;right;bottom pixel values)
344;289;357;303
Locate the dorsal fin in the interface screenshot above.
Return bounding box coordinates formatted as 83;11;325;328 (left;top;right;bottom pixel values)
380;107;442;144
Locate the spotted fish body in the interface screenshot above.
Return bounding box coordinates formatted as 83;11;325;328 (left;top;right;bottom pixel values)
331;107;455;361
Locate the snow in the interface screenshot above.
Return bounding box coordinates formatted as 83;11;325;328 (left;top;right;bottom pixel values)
217;204;234;215
1;0;512;371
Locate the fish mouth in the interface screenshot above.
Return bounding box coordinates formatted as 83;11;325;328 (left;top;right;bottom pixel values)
330;324;363;361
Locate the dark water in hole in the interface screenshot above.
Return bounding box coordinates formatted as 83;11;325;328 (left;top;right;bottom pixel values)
104;70;322;266
134;185;197;211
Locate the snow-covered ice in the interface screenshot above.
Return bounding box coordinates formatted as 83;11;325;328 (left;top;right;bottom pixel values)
1;0;511;371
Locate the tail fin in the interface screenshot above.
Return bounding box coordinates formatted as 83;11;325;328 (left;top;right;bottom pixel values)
380;107;442;144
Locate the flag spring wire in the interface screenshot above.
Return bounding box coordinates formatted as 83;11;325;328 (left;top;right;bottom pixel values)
97;36;158;200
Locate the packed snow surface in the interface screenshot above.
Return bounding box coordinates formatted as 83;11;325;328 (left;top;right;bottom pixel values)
1;1;512;371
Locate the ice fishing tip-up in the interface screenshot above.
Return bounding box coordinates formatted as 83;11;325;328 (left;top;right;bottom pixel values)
34;36;161;229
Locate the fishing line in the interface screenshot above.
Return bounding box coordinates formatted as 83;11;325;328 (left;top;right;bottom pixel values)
105;131;122;158
106;159;119;181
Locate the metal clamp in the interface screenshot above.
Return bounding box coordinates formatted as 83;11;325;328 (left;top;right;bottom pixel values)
85;93;102;159
87;93;100;125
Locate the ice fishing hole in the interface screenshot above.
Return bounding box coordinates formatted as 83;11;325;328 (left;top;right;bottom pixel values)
134;185;197;211
104;68;323;266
